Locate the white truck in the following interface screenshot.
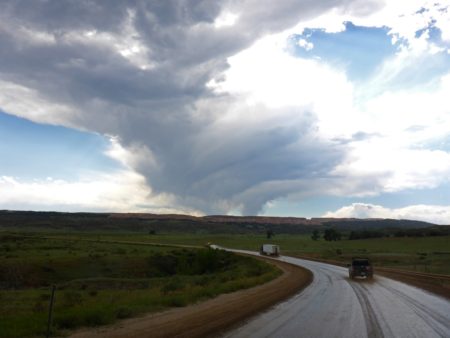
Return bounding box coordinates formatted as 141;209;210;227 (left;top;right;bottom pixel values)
259;244;280;256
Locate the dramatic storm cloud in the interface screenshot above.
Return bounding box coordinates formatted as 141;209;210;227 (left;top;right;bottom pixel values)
1;0;450;221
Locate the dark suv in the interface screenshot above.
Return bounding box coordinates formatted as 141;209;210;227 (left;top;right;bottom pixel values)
348;258;373;279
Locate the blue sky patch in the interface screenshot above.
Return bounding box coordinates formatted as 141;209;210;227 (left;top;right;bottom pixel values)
0;112;121;180
291;22;398;81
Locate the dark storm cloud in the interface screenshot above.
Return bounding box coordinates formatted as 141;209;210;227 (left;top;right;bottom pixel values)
0;0;378;214
1;0;132;32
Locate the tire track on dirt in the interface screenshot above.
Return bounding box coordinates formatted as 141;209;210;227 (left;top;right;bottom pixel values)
380;283;450;337
216;255;450;338
349;282;385;338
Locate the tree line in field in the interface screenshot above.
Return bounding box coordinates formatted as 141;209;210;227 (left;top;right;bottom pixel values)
311;226;450;241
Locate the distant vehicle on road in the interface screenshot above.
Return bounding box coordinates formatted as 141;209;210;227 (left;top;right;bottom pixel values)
260;244;280;257
348;258;373;279
206;243;221;250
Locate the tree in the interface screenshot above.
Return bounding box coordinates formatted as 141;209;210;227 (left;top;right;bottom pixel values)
266;229;274;239
311;230;320;241
349;231;357;240
323;228;341;241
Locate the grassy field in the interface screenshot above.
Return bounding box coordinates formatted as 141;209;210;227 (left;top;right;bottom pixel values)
1;229;449;337
7;230;450;274
0;233;280;338
36;231;450;275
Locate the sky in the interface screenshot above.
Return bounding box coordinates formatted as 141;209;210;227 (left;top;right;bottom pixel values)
0;0;450;224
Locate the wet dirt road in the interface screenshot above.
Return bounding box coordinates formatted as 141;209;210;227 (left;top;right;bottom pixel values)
225;252;450;338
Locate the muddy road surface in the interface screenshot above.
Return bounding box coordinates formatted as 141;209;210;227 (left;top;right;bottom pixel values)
225;252;450;338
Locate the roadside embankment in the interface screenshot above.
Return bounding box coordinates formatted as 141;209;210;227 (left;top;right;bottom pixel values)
70;258;313;338
375;267;450;299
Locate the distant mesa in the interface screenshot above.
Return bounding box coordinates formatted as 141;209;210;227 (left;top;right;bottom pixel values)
0;210;438;233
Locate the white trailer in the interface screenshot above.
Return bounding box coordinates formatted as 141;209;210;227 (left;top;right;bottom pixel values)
260;244;280;256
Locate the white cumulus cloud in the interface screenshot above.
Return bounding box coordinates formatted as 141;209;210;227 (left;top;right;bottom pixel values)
324;203;450;225
0;173;200;215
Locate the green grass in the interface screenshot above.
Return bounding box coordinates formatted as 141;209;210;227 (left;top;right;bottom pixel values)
65;232;450;274
3;231;449;274
6;231;449;273
0;234;281;338
1;229;449;337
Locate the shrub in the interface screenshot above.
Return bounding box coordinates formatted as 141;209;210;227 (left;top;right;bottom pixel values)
192;249;235;274
161;278;184;294
194;276;210;286
324;228;341;241
84;311;109;326
39;293;51;301
166;295;187;307
61;290;83;308
116;307;133;319
148;254;178;276
32;301;46;313
311;230;320;241
115;248;127;255
55;314;82;329
147;249;237;277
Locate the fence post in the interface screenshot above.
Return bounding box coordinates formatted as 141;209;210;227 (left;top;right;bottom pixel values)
46;285;56;338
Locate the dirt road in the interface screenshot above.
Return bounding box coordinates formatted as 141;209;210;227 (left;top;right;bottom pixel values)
70;258;312;338
226;253;450;338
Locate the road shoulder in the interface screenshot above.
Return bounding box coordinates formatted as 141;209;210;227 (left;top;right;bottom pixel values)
69;257;313;338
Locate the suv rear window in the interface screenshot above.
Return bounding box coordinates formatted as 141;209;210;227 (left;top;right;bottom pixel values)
353;260;370;266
